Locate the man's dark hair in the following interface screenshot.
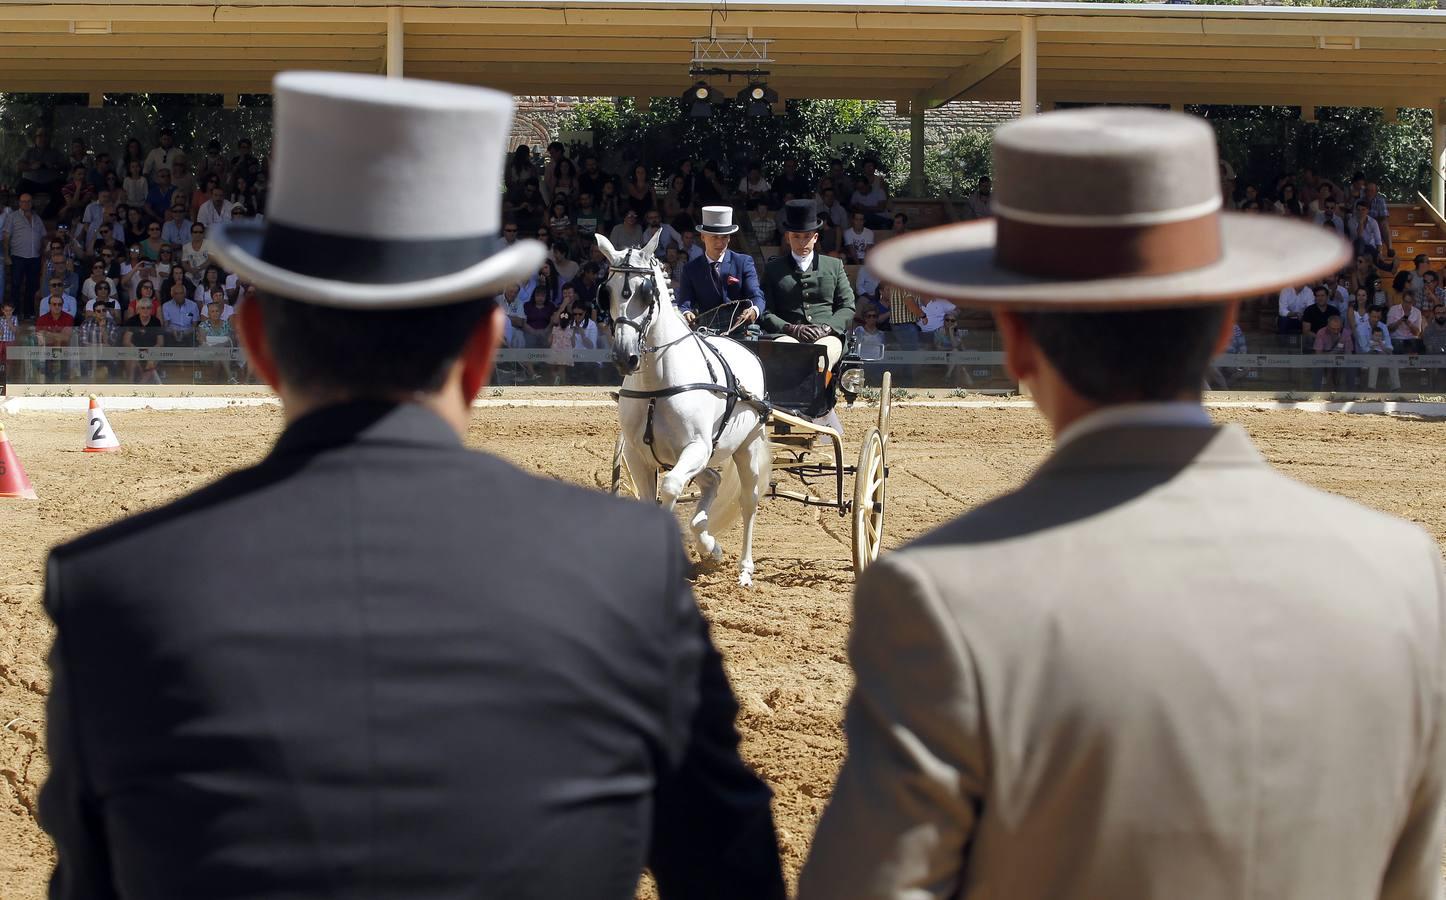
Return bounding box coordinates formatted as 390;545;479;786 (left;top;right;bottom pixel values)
1017;305;1228;404
256;292;493;395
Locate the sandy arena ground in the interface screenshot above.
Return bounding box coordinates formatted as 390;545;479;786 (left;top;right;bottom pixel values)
1;400;1444;898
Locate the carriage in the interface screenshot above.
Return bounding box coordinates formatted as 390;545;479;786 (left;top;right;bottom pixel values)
611;335;893;576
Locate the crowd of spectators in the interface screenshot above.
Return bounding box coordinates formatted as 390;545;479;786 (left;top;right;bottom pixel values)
4;120;1443;393
1;126;265;383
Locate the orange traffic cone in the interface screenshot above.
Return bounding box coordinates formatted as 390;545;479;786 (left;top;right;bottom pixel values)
0;424;38;500
84;395;120;452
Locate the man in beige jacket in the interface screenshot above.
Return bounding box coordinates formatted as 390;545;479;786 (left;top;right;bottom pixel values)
801;108;1446;900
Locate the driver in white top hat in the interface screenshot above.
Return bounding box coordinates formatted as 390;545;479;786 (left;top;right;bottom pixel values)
675;205;764;334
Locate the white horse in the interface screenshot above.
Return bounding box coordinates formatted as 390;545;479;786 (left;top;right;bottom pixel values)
598;232;771;587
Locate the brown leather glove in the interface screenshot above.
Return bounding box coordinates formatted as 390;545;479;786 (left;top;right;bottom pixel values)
782;323;807;339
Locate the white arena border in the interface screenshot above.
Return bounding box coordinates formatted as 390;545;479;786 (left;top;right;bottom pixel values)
3;394;1445;418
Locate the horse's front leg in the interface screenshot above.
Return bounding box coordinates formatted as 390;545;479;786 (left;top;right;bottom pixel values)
621;436;659;504
659;439;712;513
688;467;724;566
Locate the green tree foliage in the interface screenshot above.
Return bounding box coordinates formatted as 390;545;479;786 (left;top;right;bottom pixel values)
559;97;909;190
923;128;994;198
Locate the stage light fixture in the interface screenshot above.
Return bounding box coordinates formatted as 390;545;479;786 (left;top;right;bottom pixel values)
738;82;778;117
682;81;719;118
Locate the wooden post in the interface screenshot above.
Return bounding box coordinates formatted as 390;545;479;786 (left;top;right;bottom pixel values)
1020;17;1038;117
386;7;404;78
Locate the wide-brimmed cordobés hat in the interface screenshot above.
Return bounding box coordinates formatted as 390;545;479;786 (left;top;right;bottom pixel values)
209;71;545;309
867;108;1350;310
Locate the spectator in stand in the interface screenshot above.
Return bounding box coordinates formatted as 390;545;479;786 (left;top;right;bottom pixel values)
546;201;571;240
203;286;234;321
1364;180;1391;251
881;283;925;351
842;211;876;265
58;165;96;223
198;140;227;184
41;275;77;319
196;299;237;382
576;155;608;200
1347;200;1382;256
181;222;210;277
608;209;644;250
749;200;778;249
569;262;604;309
505;145;535;194
549;241;579;283
143;129;186;179
139;222;166;260
196;185;234;230
1388;289;1424;354
191;174;220;219
122;206;147;244
1422;300;1446;354
161;281;200;345
171;158;197;201
43;249;78;300
86;280;118;317
146;168;177;220
160;202;192;246
1348;252;1379;300
964;176;992;220
697;160;728;208
852;307;886;358
507;180;545;234
849;173;890;230
679;228;704;262
77;296;119;381
16;128;65;214
194;265;226;308
128;279;160;320
1409;254;1432;297
597;180;622;232
81;260;116;305
87;151;115;195
738;162;771;204
1307;181;1334;218
1277;283;1313;346
573;192;601;242
121;295;165;383
934;310;975;388
663;173;691;224
1323;272;1350;312
1311;313;1355;390
4;193;47;319
1237;184;1261;210
522;278;556;352
819;184;849;233
1313;198;1345;236
122;160;149;206
624;164;656;218
229;176;260;216
0;299;14;371
1300;285;1337;350
773;157;811;204
229;137;260;185
643;209;683;258
36;293;75;382
891;212;910;235
159;264;190;303
1274;183;1304;217
121;137;145;176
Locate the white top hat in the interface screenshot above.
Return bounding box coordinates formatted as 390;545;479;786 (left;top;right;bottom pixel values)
868;107;1349;309
208;71;545;308
698;206;739;235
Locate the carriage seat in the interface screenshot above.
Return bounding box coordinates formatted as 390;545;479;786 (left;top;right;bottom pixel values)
752;339;832;419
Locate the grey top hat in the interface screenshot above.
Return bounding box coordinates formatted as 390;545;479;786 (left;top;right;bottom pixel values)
868;108;1350;309
698;206;739;235
208;72;545;309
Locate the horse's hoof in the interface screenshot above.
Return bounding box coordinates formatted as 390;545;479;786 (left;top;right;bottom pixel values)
738;571;754;589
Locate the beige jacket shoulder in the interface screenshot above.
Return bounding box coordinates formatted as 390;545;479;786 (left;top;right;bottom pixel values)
800;424;1446;900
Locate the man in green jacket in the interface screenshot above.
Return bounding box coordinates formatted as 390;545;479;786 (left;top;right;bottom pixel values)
760;199;856;369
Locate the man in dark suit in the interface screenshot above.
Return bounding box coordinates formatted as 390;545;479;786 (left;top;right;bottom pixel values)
760;199;857;369
40;72;784;900
676;205;763;333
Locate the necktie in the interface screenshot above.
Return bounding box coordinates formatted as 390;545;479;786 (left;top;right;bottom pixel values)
712;260;724;295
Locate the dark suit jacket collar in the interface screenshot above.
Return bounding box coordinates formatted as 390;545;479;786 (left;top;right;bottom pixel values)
1034;423;1264;478
270;400;463;459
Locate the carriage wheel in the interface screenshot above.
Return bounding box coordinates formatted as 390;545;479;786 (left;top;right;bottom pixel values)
851;426;887;575
610;435;638;498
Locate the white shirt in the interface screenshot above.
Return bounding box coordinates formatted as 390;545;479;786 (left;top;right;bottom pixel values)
1055;403;1214;451
791;251;815;272
196;199;235;229
843;227;875;261
918;299;955;333
40;293;78;318
1278;286;1313;318
855;266;881;298
143;146;186;178
739;175;771;195
162;298;201;331
685;243;705;262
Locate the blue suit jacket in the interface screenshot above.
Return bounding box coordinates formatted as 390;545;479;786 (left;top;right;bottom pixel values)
676;251;764;317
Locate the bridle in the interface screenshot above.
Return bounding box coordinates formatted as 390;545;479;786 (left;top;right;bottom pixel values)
607;253;694;356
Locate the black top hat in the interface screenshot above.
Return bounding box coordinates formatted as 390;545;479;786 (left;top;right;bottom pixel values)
781;199;824;233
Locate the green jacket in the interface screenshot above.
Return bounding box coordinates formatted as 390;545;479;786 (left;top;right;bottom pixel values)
760;253;856;336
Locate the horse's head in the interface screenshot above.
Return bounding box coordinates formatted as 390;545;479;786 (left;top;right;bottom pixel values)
596;231;662;376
